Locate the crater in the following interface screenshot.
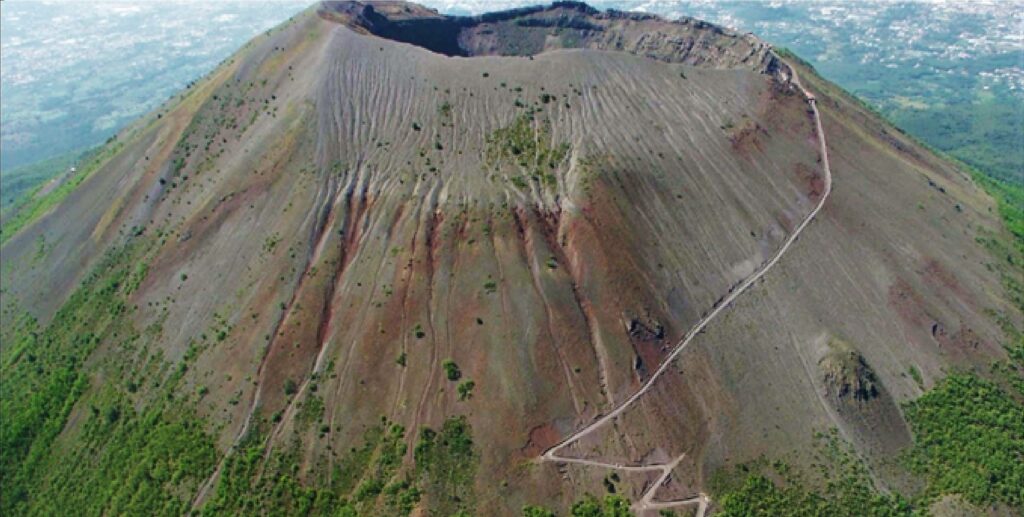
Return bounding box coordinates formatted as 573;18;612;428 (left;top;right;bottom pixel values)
318;0;781;72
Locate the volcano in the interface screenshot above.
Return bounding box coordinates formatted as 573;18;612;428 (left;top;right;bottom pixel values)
1;2;1019;516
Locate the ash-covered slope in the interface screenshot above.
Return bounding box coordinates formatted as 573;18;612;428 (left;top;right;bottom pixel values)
0;2;1018;516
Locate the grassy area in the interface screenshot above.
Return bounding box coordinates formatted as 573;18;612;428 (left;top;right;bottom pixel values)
523;494;633;517
970;172;1024;367
887;92;1022;185
202;432;322;515
200;415;478;515
0;139;122;246
974;174;1024;254
486;111;570;190
776;45;1022;186
0;239;220;516
0;148;85;209
202;418;421;516
27;399;217;516
414;415;477;515
1;244;137;511
710;432;910;517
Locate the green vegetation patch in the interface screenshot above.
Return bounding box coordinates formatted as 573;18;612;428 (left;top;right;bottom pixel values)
203;419;420;516
710;432;910;516
0;147;84;209
203;414;479;516
973;174;1024;318
902;374;1024;508
203;433;322;515
567;494;633;516
890;93;1023;185
296;393;325;430
442;359;462;381
414;415;477;515
0;140;123;245
523;494;633;517
0;239;220;516
28;396;217;516
486;112;570;190
457;379;475;401
712;371;1024;515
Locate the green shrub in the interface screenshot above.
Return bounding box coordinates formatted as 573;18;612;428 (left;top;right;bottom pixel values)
457;380;475;401
523;505;557;517
442;359;461;381
570;494;632;517
283;378;298;396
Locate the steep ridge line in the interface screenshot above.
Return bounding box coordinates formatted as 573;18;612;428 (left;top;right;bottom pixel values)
540;54;833;515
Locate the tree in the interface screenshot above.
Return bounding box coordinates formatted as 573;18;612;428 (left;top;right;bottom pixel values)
442;359;461;381
283;378;298;396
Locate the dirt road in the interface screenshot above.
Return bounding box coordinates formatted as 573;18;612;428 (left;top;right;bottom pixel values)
541;55;832;515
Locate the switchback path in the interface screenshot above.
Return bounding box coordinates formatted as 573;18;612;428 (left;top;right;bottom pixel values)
540;55;832;515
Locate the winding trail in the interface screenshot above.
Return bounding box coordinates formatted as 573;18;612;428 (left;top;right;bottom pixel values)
188;54;829;515
540;55;832;515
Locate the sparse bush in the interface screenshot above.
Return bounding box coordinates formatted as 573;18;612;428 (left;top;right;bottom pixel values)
457;380;475;401
523;506;556;517
283;378;298;396
486;113;569;192
442;360;461;381
907;366;924;389
570;494;632;516
355;479;384;500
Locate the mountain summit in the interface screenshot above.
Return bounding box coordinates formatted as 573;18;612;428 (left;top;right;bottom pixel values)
1;2;1018;515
